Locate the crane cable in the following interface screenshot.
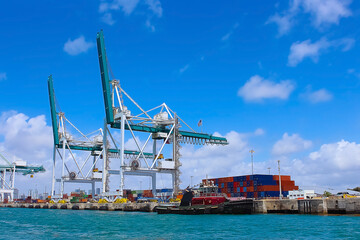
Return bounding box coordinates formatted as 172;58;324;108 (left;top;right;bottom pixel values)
106;53;124;107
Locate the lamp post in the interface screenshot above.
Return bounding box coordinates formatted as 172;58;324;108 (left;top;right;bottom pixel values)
278;160;282;200
190;176;193;188
249;149;255;175
267;167;271;175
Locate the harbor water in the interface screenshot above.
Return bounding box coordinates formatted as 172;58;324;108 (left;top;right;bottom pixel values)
0;208;359;239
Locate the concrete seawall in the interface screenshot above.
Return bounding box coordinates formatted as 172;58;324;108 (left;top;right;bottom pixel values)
1;198;360;214
0;202;158;212
254;198;360;214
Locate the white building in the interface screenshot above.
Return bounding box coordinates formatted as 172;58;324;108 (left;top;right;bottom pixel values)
288;190;317;199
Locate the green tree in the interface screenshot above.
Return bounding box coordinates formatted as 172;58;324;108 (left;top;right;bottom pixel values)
323;191;332;197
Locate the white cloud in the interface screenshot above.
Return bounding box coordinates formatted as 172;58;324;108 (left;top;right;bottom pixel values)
0;112;53;161
180;131;360;192
63;36;94;56
336;38;355;52
221;22;239;41
288;37;355;66
0;111;54;194
266;13;295;36
301;87;333;103
254;128;265;136
221;33;231;42
145;19;156;32
145;0;163;17
288;38;330;66
281;139;360;192
309;140;360;170
0;72;6;81
179;64;189;74
99;0;163;28
272;133;312;155
300;0;352;27
180;131;251;186
101;13;116;25
99;0;140;15
237;75;295;102
267;0;352;35
348;69;360;79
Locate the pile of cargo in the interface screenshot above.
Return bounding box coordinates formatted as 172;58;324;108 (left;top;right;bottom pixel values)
68;192;93;203
123;189;173;202
203;174;299;199
123;190;154;202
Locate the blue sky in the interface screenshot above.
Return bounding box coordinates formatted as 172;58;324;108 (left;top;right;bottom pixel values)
1;0;360;195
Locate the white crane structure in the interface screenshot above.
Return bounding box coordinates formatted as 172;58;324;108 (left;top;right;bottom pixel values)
96;30;228;198
0;152;45;202
48;75;153;199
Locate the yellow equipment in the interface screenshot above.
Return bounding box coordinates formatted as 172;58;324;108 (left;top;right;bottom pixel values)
114;198;128;204
98;199;108;203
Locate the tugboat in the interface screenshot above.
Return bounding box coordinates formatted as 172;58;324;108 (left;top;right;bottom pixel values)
156;180;253;214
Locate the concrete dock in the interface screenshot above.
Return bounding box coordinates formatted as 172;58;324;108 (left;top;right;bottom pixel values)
1;198;360;214
0;202;158;212
254;198;360;214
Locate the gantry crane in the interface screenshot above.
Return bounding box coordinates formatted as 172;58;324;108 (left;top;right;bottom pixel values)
0;152;45;202
96;30;228;197
48;75;154;199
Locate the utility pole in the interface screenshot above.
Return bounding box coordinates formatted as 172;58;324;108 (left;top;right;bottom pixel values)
249;149;255;175
278;160;282;200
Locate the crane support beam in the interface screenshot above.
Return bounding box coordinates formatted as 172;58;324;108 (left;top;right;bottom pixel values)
110;122;228;144
0;165;45;175
55;144;154;157
97;30;114;124
48;75;60;145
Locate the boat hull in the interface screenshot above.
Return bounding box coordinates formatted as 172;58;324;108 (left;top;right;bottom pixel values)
155;199;253;215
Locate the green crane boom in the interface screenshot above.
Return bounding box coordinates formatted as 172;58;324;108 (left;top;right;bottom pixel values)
96;30;228;145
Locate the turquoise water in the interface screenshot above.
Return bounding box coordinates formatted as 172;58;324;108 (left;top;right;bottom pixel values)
0;208;359;239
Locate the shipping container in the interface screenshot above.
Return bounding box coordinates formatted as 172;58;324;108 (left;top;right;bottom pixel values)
203;174;298;199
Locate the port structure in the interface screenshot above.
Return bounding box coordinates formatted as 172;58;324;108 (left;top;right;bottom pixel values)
0;152;45;202
48;75;154;199
96;30;228;198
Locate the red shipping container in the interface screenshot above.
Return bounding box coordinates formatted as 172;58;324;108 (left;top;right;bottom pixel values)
262;185;279;191
226;177;233;182
254;192;258;198
282;176;291;181
246;175;250;181
273;175;291;181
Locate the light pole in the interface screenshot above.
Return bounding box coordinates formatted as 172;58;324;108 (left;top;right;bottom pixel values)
277;160;282;200
249;149;255;175
267;167;271;175
190;176;193;188
140;181;142;191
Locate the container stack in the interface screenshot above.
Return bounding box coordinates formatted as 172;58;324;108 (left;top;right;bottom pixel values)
121;189;173;201
202;174;299;199
123;189;157;201
69;192;92;203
